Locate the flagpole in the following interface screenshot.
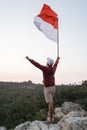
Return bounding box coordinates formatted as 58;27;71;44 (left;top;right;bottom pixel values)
57;18;59;57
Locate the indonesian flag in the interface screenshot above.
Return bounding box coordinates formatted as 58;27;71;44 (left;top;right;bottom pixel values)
34;4;58;43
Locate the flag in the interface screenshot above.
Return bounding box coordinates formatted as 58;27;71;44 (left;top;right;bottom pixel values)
34;4;58;43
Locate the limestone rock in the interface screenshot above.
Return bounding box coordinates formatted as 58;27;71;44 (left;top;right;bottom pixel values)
14;102;87;130
66;111;87;118
0;127;7;130
14;120;61;130
58;117;87;130
61;102;85;114
54;107;65;121
14;121;31;130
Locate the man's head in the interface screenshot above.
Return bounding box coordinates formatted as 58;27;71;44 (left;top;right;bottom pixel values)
47;58;54;66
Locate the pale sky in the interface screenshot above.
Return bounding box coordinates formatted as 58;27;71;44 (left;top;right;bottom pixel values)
0;0;87;85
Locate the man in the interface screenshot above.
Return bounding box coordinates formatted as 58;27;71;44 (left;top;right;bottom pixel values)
25;56;60;122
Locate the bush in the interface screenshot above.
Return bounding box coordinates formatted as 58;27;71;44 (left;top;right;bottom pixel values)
34;109;47;120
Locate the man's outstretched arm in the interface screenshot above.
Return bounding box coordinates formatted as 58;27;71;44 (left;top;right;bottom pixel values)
25;56;45;70
53;57;60;73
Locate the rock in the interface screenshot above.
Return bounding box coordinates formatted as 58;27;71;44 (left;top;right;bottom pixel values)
14;120;61;130
14;121;31;130
54;107;65;121
66;111;87;118
58;117;87;130
14;102;87;130
61;102;85;114
0;127;7;130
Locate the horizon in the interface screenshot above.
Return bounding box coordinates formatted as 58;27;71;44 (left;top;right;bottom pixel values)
0;79;85;85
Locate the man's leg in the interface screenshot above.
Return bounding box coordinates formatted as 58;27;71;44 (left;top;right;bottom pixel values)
48;102;54;121
44;86;55;122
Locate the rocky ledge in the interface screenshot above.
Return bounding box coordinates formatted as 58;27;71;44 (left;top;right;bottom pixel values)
13;102;87;130
14;102;87;130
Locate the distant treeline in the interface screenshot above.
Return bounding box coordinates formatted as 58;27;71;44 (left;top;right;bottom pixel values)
0;80;87;129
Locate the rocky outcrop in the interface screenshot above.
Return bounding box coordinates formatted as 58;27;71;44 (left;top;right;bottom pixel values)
14;102;87;130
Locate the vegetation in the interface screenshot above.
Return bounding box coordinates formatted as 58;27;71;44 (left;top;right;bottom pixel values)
0;80;87;129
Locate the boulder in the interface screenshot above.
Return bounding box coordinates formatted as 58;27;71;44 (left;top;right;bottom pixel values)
61;102;85;114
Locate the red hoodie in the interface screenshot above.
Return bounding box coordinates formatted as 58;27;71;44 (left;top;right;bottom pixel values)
29;58;59;87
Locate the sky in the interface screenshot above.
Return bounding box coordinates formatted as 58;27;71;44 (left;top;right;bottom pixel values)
0;0;87;85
